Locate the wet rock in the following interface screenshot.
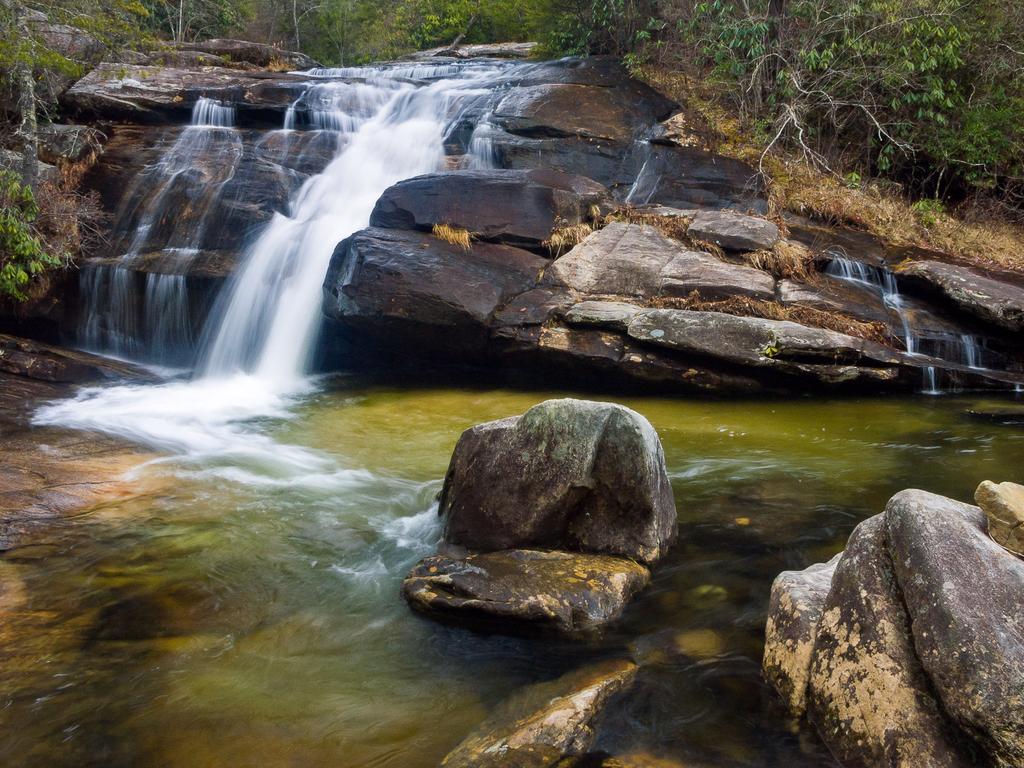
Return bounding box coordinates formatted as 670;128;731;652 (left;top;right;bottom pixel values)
0;334;152;383
63;64;308;123
439;398;677;564
627;308;901;370
899;260;1024;333
686;211;780;252
807;515;970;767
762;554;839;716
171;38;319;69
440;658;637;767
369;169;613;248
964;403;1024;425
564;301;643;332
323;227;546;355
621;144;768;212
975;480;1024;556
542;222;776;301
402;549;650;635
886;489;1024;766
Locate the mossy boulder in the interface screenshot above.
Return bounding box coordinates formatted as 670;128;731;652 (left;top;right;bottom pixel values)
439;398;677;565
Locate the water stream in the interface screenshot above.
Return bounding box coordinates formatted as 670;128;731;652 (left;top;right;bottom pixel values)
825;252;988;393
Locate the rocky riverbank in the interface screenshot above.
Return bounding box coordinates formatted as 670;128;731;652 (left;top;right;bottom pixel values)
764;486;1024;767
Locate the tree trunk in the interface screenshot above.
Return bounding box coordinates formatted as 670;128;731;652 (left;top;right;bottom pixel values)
10;1;39;192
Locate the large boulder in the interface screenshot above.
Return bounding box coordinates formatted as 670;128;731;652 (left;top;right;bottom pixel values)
441;659;637;768
368;169;614;248
542;222;776;301
323;227;546;355
807;515;969;767
885;489;1024;767
764;488;1024;767
899;260;1024;333
439;398;677;565
402;549;650;635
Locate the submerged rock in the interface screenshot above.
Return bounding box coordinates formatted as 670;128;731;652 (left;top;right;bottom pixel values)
402;549;650;635
440;658;637;768
975;480;1024;556
439;398;677;565
368;168;613;248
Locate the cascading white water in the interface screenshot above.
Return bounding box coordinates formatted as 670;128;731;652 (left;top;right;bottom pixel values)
79;98;242;365
825;252;989;392
38;61;518;483
201;63;508;387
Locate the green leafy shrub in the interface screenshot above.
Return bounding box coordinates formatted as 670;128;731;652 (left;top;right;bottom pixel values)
0;171;66;301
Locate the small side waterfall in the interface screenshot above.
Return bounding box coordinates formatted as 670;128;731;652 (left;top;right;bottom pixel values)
79;98;242;365
825;253;990;392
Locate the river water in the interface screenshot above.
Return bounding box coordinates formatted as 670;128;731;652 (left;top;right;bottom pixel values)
4;385;1022;767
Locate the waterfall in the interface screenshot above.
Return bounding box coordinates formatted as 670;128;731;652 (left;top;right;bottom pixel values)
825;252;990;392
38;61;519;475
200;62;509;386
79;98;242;366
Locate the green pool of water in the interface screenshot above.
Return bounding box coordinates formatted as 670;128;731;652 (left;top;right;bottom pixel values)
2;386;1021;767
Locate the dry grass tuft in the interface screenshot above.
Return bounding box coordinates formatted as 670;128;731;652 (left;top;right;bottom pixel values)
651;291;892;345
545;222;594;256
432;223;472;251
608;208;692;243
743;240;815;281
265;55;294;73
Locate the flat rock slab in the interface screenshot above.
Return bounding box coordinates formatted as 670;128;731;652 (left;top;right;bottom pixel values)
899;260;1024;333
0;334;153;384
564;300;643;332
439;398;677;565
627;308;900;369
369;168;612;247
542;222;775;301
63;64;308;122
440;658;637;767
686;210;780;252
403;549;650;635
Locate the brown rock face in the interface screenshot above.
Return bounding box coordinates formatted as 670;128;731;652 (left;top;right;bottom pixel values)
439;398;677;565
402;549;650;635
368;168;614;248
807;515;970;767
0;334;152;384
975;480;1024;556
440;658;637;768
